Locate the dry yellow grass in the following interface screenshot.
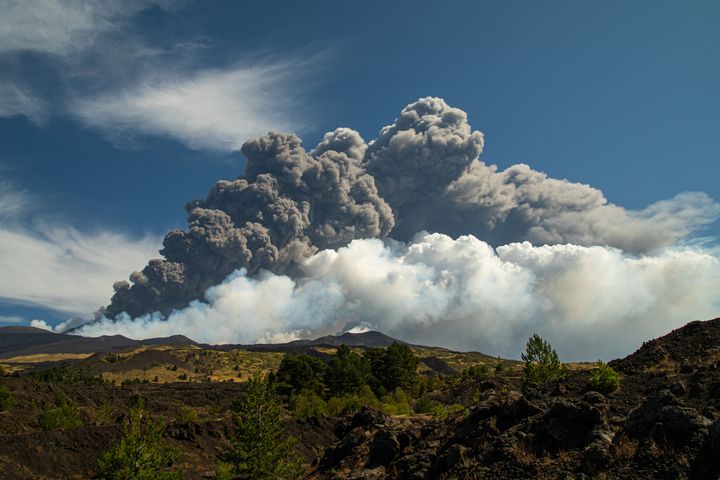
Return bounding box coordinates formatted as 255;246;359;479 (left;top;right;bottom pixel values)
2;353;93;363
644;353;677;374
99;347;285;384
0;363;24;374
511;438;537;466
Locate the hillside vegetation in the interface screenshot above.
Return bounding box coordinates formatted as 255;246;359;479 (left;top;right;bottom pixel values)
0;321;718;479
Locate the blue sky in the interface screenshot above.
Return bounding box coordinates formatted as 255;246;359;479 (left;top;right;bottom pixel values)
1;0;719;330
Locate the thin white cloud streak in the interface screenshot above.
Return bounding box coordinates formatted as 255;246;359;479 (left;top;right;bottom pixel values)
0;181;32;219
71;62;305;152
0;82;47;123
0;0;178;56
0;223;161;315
0;315;25;324
1;2;314;152
77;233;720;361
0;181;161;316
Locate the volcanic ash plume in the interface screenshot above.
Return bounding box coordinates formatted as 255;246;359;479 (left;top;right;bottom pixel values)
107;130;394;317
104;97;719;323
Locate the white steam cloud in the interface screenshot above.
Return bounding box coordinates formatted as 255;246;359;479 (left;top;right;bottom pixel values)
76;233;720;361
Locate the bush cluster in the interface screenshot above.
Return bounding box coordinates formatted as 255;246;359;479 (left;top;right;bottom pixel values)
28;366;104;385
175;406;200;424
0;386;13;411
38;393;84;430
274;342;422;418
463;364;491;381
588;361;621;393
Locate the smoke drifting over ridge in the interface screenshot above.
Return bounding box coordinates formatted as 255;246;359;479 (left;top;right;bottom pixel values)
81;233;720;360
87;97;720;358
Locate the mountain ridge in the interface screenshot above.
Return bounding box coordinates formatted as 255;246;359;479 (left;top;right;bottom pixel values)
0;328;414;359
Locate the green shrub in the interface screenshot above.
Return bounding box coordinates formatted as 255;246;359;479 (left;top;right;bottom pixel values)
38;393;83;430
521;334;565;393
0;386;14;411
289;389;328;418
224;373;303;479
420;375;441;394
464;364;491;380
213;461;234;480
379;388;412;416
471;388;483;404
96;401;116;425
325;385;379;417
413;392;437;414
176;406;199;424
429;403;466;420
27;366;104;385
588;361;621;393
98;400;181;480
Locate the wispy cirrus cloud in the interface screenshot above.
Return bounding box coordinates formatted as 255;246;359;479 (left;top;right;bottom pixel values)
0;0;185;124
0;81;47;123
0;179;160;316
0;0;180;56
0;314;25;324
0;1;315;153
71;62;306;152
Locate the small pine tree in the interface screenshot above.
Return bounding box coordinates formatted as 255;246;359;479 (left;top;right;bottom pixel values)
98;400;181;480
588;360;621;393
224;373;303;479
521;334;565;393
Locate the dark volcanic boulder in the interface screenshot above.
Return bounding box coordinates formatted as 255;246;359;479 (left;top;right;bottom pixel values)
625;389;711;440
468;392;542;432
352;406;388;431
368;430;400;467
434;443;471;472
582;440;613;472
536;399;604;449
321;426;367;469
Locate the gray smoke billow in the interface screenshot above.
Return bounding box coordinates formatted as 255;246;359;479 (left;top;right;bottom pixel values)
107;129;393;317
106;97;719;319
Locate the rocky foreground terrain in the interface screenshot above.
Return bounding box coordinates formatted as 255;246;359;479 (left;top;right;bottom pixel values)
0;319;719;479
318;318;720;480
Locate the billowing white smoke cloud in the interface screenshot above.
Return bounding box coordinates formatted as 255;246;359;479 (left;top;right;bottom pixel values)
76;233;720;361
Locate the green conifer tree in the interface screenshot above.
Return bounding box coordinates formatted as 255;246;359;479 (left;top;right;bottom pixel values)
521;334;565;393
223;373;303;479
98;400;181;480
324;345;371;395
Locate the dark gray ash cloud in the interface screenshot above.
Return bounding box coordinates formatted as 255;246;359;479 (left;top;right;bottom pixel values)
107;130;393;317
105;97;719;318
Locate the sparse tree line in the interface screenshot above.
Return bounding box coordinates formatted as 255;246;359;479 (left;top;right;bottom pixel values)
0;336;621;479
273;342;427;418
